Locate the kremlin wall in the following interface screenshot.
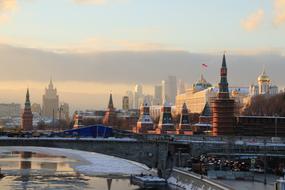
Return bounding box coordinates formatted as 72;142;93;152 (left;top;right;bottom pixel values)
20;54;285;137
68;54;285;137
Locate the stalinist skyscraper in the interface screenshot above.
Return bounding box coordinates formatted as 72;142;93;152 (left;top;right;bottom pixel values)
42;79;59;119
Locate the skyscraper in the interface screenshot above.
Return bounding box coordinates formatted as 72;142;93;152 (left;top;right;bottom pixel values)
134;84;143;109
42;79;59;119
122;96;129;110
126;91;134;109
59;103;70;122
162;76;177;105
153;85;162;105
21;89;33;131
177;79;186;95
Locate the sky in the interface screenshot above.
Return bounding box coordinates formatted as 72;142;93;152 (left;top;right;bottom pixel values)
0;0;284;111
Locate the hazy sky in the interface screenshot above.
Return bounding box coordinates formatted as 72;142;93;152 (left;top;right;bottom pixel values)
0;0;284;111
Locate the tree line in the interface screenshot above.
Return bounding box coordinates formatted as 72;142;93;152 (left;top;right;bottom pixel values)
242;92;285;117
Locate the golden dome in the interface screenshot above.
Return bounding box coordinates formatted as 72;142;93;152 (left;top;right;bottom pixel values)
258;70;270;82
231;89;239;96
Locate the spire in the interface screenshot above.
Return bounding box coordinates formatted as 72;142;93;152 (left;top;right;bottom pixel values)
48;78;54;89
26;88;30;102
25;88;31;109
222;53;227;68
108;93;114;110
218;53;229;97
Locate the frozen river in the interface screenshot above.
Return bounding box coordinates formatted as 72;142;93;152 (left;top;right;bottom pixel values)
0;147;179;190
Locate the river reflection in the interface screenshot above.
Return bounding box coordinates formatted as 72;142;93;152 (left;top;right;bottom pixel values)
0;151;178;190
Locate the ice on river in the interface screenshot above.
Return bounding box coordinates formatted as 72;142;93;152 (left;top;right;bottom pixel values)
0;146;152;176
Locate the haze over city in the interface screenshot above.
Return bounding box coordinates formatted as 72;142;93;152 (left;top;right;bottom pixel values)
0;0;284;110
1;1;285;190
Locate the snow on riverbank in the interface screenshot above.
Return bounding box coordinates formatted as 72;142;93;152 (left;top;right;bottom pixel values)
0;146;152;176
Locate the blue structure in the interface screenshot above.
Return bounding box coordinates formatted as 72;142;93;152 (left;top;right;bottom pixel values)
61;125;113;138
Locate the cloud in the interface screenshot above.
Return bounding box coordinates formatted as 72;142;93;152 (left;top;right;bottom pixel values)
273;0;285;26
0;45;284;109
48;37;178;53
0;0;17;23
241;9;264;31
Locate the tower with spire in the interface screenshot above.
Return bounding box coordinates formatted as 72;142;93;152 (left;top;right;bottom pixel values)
103;93;117;127
157;100;175;134
42;79;59;119
211;54;235;136
21;88;33;131
135;99;154;133
177;103;192;135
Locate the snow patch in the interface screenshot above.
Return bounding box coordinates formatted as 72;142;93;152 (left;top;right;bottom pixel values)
167;176;199;190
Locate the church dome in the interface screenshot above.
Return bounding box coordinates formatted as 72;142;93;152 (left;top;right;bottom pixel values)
258;69;270;82
193;74;212;91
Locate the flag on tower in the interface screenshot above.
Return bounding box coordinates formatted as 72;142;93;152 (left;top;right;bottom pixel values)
202;63;208;68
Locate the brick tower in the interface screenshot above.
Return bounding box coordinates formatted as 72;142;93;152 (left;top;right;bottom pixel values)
21;88;33;131
157;101;175;134
177;103;192;135
212;54;235;136
135;99;154;133
103;93;117;127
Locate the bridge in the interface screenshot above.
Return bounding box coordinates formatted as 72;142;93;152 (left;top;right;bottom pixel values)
1;136;285;176
0;137;176;177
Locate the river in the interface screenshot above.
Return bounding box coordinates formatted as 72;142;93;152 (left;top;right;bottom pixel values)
0;147;180;190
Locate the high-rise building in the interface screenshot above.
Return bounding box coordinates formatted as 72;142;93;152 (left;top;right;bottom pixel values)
122;96;129;110
59;103;70;122
0;103;21;117
212;54;235;136
42;79;59;119
21;89;33;131
31;103;41;114
177;79;186;95
161;80;168;103
144;95;153;106
162;76;177;105
134;84;143;109
126;91;134;109
153;85;162;105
